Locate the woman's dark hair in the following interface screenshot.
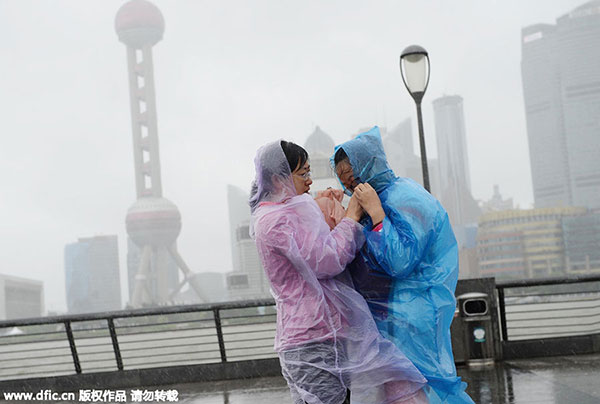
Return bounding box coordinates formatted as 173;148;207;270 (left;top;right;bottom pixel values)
280;140;309;172
334;147;348;166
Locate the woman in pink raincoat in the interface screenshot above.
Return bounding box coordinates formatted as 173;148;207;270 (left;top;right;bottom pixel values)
250;140;428;404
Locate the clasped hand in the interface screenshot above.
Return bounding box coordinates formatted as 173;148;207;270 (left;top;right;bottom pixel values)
344;183;385;225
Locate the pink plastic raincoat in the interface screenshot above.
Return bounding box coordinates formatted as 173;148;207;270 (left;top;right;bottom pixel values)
250;141;427;404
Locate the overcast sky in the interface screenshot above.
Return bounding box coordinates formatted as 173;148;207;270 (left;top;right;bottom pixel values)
0;0;586;313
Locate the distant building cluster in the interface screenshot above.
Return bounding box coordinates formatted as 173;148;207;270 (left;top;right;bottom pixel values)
477;207;600;280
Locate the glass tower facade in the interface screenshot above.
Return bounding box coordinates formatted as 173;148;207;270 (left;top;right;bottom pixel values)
65;235;122;314
521;1;600;209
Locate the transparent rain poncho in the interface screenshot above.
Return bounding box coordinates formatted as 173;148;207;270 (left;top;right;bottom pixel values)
250;141;427;404
331;127;475;404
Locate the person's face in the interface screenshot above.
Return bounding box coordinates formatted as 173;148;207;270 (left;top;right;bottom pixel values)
335;159;359;193
292;160;312;195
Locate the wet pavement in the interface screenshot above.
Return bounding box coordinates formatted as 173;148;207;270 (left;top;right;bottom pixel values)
2;354;598;403
459;354;600;403
169;353;600;404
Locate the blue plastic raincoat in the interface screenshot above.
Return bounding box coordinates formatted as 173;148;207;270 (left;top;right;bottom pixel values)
250;141;428;404
332;127;475;404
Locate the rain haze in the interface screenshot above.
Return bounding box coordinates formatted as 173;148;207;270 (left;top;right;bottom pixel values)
0;0;590;313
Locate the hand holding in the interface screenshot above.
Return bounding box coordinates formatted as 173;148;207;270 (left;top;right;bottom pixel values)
354;183;385;225
345;193;364;223
319;188;344;202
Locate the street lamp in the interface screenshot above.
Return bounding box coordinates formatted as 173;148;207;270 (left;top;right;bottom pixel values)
400;45;431;192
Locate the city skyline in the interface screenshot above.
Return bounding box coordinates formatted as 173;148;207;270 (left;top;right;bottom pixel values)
0;0;590;313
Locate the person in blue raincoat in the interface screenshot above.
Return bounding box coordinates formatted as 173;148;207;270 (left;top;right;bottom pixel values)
331;126;474;404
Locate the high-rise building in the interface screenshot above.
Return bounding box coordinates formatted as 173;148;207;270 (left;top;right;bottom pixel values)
433;96;472;194
477;207;586;280
227;185;250;276
0;274;44;320
432;95;481;229
383;120;420;181
385;119;414;160
521;1;600;209
64;235;122;314
226;185;270;300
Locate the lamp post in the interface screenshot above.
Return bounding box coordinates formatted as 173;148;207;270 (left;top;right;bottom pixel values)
400;45;431;193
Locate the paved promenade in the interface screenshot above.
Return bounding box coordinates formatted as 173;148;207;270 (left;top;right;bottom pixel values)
1;354;598;403
172;353;600;404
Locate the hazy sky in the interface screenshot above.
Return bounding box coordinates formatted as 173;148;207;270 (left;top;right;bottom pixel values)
0;0;586;313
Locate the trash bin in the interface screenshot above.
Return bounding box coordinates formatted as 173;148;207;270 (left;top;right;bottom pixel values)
457;292;495;367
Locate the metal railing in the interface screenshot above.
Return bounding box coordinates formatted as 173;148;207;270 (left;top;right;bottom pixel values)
496;275;600;342
0;299;277;381
2;275;600;382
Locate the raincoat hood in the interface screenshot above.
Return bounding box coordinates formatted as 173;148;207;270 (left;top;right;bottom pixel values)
249;140;297;213
331;126;396;194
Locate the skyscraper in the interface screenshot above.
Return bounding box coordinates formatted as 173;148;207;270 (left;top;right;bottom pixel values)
380;122;441;197
521;1;600;209
383;119;417;179
226;185;270;300
227;185;250;275
64;236;122;314
433;95;472;194
432;95;480;229
0;274;44;320
343;123;446;206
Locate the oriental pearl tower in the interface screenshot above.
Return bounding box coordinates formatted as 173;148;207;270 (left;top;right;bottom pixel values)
115;0;206;307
